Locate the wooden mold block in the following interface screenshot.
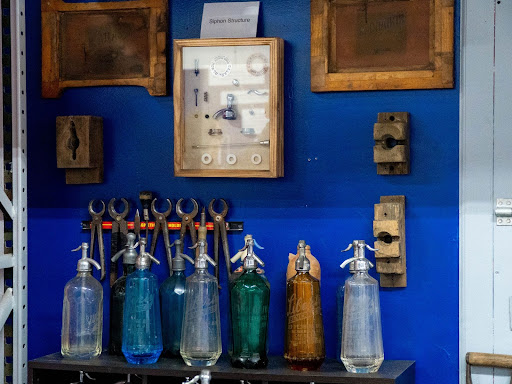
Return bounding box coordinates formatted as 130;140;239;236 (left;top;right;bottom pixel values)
42;0;168;98
56;116;103;184
373;195;406;287
373;112;410;175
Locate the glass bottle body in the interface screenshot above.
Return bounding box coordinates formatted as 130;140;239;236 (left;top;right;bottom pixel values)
341;271;383;373
230;269;270;369
122;269;163;364
61;272;103;359
159;270;186;357
109;264;136;355
336;284;345;363
180;269;221;366
284;272;325;371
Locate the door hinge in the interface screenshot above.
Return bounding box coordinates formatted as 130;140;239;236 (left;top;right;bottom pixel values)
495;199;512;225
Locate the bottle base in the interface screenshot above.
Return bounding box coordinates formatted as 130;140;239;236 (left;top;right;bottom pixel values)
123;351;162;365
161;350;181;358
341;357;384;373
61;348;101;360
231;355;268;369
285;357;324;371
108;345;123;356
182;357;219;367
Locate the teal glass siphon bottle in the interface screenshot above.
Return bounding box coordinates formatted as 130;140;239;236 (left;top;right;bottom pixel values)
230;236;270;369
109;233;137;355
180;239;222;366
160;239;194;357
122;238;163;364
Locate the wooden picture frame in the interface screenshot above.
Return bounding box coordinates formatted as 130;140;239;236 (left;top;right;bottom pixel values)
311;0;454;92
41;0;168;98
173;38;284;178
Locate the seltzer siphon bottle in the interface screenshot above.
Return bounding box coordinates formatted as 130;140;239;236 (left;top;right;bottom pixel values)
284;240;325;371
109;233;138;355
180;239;222;366
230;236;270;368
159;239;194;357
122;238;163;364
61;242;103;359
339;240;384;373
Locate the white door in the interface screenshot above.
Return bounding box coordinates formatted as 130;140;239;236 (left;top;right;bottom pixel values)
461;0;512;383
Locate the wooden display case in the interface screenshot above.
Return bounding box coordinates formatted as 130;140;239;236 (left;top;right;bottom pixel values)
173;38;284;178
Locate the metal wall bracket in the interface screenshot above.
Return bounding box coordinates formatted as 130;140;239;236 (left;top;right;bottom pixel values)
495;198;512;225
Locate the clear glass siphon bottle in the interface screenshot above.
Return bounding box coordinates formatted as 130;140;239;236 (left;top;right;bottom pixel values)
180;239;222;366
122;238;163;364
159;239;194;357
108;233;138;355
284;240;325;371
337;255;356;363
339;240;384;373
61;243;103;359
230;236;270;368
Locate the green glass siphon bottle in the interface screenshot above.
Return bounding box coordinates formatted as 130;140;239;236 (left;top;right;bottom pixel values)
230;236;270;369
284;240;325;371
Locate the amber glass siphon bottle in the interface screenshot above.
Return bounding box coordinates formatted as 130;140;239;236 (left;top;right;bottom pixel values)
284;240;325;371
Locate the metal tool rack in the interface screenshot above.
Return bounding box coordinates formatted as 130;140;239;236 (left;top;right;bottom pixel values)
0;0;27;383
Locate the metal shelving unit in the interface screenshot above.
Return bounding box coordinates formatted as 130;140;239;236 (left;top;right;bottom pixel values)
0;0;27;383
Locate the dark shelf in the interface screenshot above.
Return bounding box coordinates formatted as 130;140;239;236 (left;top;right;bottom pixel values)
29;353;415;384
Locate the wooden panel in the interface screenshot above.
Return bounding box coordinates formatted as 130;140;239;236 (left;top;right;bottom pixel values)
373;195;407;287
41;0;167;98
56;116;103;184
311;0;453;91
373;112;410;175
56;116;102;169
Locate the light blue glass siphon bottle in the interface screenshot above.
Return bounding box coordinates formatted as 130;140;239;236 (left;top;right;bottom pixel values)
61;243;103;359
159;239;194;357
339;240;384;373
180;239;222;366
122;238;163;364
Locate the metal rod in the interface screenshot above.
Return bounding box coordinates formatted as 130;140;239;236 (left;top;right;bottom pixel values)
81;221;244;232
192;140;270;149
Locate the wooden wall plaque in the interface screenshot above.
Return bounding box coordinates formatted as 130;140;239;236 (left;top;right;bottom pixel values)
42;0;167;98
311;0;454;92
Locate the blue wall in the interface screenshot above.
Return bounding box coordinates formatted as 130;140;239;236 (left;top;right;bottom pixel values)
26;1;459;383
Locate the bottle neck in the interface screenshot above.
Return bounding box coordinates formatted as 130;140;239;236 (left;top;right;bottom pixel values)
172;270;185;276
76;271;91;277
123;264;136;275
